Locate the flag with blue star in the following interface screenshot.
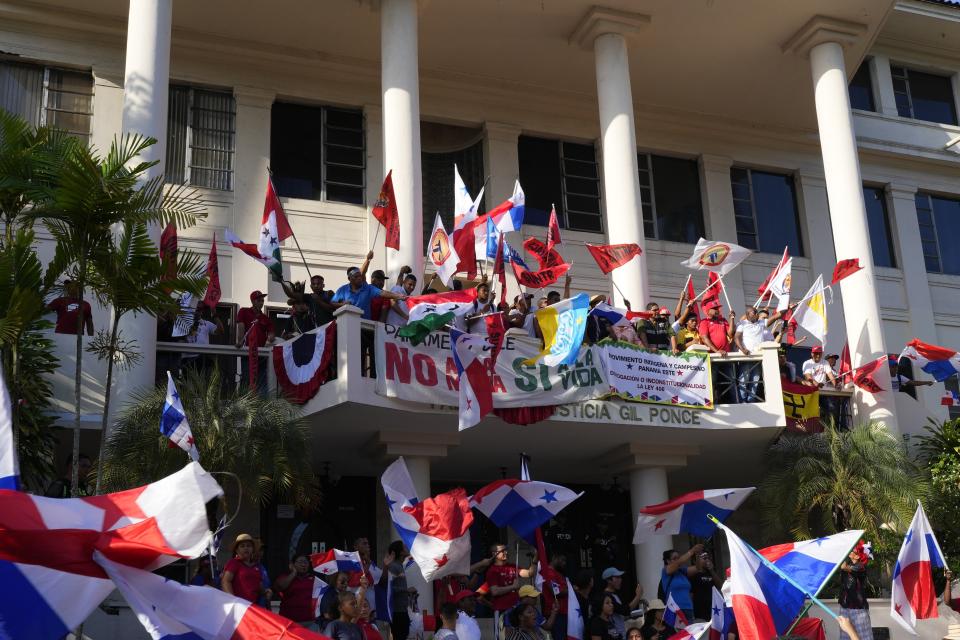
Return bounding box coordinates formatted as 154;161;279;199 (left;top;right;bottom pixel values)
160;372;199;461
470;478;583;543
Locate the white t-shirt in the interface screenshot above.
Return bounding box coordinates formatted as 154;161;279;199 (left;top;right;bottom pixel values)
456;612;481;640
435;629;460;640
386;285;409;326
802;358;835;384
736;319;768;353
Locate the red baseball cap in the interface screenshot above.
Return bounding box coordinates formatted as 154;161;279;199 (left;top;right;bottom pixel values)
659;307;670;315
449;589;476;603
705;300;721;310
249;290;266;301
812;346;823;354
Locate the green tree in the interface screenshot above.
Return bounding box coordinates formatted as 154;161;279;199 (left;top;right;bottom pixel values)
757;422;927;567
99;366;318;509
915;418;960;563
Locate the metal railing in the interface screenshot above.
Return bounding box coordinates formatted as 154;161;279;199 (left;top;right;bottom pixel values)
155;341;276;395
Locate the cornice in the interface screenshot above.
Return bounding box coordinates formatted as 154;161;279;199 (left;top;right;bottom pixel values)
781;15;868;57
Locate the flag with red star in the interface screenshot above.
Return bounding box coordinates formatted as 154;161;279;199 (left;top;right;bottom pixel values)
161;372;199;461
451;328;495;430
633;487;754;543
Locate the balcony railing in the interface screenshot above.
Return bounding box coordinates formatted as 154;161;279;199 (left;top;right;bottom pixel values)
155;342;277;395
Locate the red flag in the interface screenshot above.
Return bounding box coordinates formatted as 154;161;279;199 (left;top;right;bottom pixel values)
838;343;852;381
159;221;177;285
685;275;700;322
523;237;565;269
701;272;722;314
585;242;641;274
852;356;887;393
372;170;401;250
546;205;562;252
757;247;789;302
493;233;507;305
203;233;221;309
831;258;863;285
511;260;570;290
484;313;508;367
453;216;482;279
264;178;293;242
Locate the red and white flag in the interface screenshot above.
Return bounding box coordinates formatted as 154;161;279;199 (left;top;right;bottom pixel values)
546;205;562;252
372;170;401;250
451;328;494;430
756;247;788;303
585;242;642;274
203;233;221;309
427;213;460;286
890;502;948;633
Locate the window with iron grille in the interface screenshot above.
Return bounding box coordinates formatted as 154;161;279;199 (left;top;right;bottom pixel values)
420;121;485;243
518;135;602;233
271;102;365;205
0;61;93;141
637;153;705;244
729;167;804;256
915;192;960;275
165;85;235;191
891;65;958;126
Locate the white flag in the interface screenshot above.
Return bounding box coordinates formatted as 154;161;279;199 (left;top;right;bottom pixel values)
768;257;793;312
792;274;828;344
682;237;752;276
427;213;460;286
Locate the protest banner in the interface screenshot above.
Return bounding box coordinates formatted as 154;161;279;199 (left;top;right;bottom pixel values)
375;324;605;408
599;341;714;409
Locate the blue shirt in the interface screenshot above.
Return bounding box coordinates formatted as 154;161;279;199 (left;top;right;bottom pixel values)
332;283;383;320
660;567;693;611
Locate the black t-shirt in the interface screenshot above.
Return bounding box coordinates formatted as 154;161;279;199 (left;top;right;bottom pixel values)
690;570;716;620
641;624;672;640
838;565;869;609
588;616;623;640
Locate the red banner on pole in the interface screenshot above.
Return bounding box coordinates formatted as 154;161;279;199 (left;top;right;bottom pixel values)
203;233;221;309
511;260;570;289
372;170;400;250
585;242;642;274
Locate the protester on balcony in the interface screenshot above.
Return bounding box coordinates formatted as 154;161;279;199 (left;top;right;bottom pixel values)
802;346;838;388
47;279;94;336
675;314;702;351
779;350;797;382
45;453;92;498
282;285;317;339
222;534;266;604
697;301;734;354
236;291;275;348
187;304;223;345
660;545;703;623
586;294;613;344
465;280;494;334
283;275;336;326
545;275;573;307
598;566;643;638
734;307;780;356
537;296;548;310
331;266;407;321
275;554;318;629
386;271;418;326
689;551;723;621
509;293;537;337
369;269;392;323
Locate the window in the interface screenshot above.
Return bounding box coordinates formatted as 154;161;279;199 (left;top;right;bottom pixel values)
637;153;705;243
862;186;896;268
518;135;602;233
729;168;804;256
891;66;958;126
848;62;875;112
916;192;960;275
166;85;236;190
271;103;365;205
420;121;484;241
0;61;93;140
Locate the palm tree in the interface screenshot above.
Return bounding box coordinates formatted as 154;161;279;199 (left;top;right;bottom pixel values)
99;366;319;509
87;220;208;493
757;422;926;545
28;134;205;495
914;418;960;566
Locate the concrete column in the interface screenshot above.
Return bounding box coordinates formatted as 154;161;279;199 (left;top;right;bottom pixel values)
381;0;424;279
886;184;937;345
869;54;899;117
113;0;172;404
698;154;745;312
231;87;275;306
483;122;522;206
784;19;897;431
628;466;669;596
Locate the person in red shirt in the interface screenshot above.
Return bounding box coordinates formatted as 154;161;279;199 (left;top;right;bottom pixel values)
486;543;536;618
697;300;734;353
47;280;94;336
275;554;317;628
369;270;391;322
222;534;267;604
235;290;275;391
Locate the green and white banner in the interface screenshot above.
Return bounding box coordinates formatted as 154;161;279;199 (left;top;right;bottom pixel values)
599;341;715;409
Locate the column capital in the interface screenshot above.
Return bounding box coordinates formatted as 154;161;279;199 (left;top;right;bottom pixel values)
484;121;522;142
781;15;867;58
886;182;919;199
234;86;275;109
698;153;733;174
797;170;827;187
569;6;650;50
595;442;699;473
367;430;459;460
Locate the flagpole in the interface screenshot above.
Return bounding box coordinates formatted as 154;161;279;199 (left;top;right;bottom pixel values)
686;271;731;305
782;537;861;635
369;222;382;255
708;516;839;622
718;276;734;313
267;172;313;281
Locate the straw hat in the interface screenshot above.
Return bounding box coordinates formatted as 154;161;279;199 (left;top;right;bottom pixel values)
231;533;259;555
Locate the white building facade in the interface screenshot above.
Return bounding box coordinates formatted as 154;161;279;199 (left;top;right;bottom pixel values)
3;0;960;620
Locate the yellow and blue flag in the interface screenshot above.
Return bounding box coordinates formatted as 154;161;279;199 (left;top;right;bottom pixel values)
524;293;589;367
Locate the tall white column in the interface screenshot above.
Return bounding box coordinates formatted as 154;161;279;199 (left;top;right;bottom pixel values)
629;466;669;596
785;18;897;431
113;0;172;403
381;0;423;278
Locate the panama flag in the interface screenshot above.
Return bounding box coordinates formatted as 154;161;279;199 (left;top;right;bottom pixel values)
95;553;329;640
899;338;960;382
0;362;20;490
428;213;460;286
633;488;754;543
708;587;726;640
566;576;584;640
486;180;525;233
664;593;689;628
669;622;709;640
451;328;495;430
311;548;363;576
470;479;583;543
792;274;829;344
381;457;474;581
890;502;948;633
719;522;807;640
758;529;864;596
452;164;485;276
160;372;199;461
682;237;752;276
